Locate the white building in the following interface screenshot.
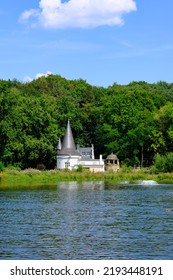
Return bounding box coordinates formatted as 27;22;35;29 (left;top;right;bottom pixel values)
57;120;105;172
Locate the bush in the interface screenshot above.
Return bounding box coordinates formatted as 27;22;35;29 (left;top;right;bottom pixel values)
5;165;21;171
21;168;41;175
0;161;5;171
120;164;132;173
165;153;173;172
152;153;173;173
76;165;83;172
36;163;46;170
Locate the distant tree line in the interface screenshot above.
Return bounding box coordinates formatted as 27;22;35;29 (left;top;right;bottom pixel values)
1;75;173;170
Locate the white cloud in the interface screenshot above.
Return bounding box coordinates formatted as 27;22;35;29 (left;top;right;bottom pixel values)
35;71;52;79
23;71;52;83
20;9;39;21
23;75;33;83
20;0;137;28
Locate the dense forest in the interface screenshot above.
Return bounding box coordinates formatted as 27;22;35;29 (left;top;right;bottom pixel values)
1;75;173;170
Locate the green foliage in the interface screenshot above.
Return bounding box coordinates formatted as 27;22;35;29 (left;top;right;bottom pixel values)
36;163;46;171
152;153;173;173
0;161;5;171
98;89;158;166
76;165;83;172
120;164;133;173
5;165;21;171
0;76;173;170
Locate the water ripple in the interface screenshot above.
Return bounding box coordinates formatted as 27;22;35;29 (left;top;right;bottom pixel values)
0;182;173;259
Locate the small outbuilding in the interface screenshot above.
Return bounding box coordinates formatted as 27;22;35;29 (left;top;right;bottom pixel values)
105;153;120;172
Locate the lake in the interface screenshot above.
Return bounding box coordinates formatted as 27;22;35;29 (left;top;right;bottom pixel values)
0;181;173;260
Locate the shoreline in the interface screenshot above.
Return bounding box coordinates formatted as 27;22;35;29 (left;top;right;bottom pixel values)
1;169;173;187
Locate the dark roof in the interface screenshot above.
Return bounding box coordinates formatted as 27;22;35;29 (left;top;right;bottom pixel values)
106;153;119;160
79;147;92;152
58;120;81;156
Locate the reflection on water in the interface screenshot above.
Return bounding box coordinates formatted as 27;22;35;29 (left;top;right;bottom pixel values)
0;181;173;260
58;181;104;190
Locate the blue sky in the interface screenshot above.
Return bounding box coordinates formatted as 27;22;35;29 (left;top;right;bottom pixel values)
0;0;173;87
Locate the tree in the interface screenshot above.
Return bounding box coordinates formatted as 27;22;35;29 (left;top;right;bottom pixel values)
98;89;159;166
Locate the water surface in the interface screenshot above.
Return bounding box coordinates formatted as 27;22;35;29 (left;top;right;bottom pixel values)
0;181;173;259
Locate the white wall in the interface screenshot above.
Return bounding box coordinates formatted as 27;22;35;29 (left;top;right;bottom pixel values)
57;154;105;172
57;155;81;170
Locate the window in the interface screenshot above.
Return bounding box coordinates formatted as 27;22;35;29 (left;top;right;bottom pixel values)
65;162;70;168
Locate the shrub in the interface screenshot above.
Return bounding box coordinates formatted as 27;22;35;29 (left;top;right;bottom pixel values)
21;168;41;175
76;165;83;172
5;165;21;171
152;153;173;173
165;153;173;172
36;163;46;170
5;169;20;175
120;164;132;173
0;161;5;172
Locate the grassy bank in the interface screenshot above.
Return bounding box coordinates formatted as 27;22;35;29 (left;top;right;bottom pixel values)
1;168;173;187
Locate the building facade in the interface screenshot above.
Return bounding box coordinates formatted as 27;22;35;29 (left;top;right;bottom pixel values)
105;153;120;172
57;120;105;172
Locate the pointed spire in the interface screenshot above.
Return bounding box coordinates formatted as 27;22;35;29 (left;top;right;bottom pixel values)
57;138;62;151
63;120;76;150
58;120;80;156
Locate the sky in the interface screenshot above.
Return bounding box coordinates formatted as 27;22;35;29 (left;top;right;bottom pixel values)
0;0;173;87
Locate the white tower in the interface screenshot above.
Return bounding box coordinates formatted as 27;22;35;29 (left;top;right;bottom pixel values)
57;120;81;170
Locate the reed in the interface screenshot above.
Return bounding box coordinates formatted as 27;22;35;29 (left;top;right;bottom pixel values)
1;168;173;187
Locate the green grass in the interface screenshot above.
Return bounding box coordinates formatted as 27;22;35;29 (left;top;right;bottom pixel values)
1;167;173;188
